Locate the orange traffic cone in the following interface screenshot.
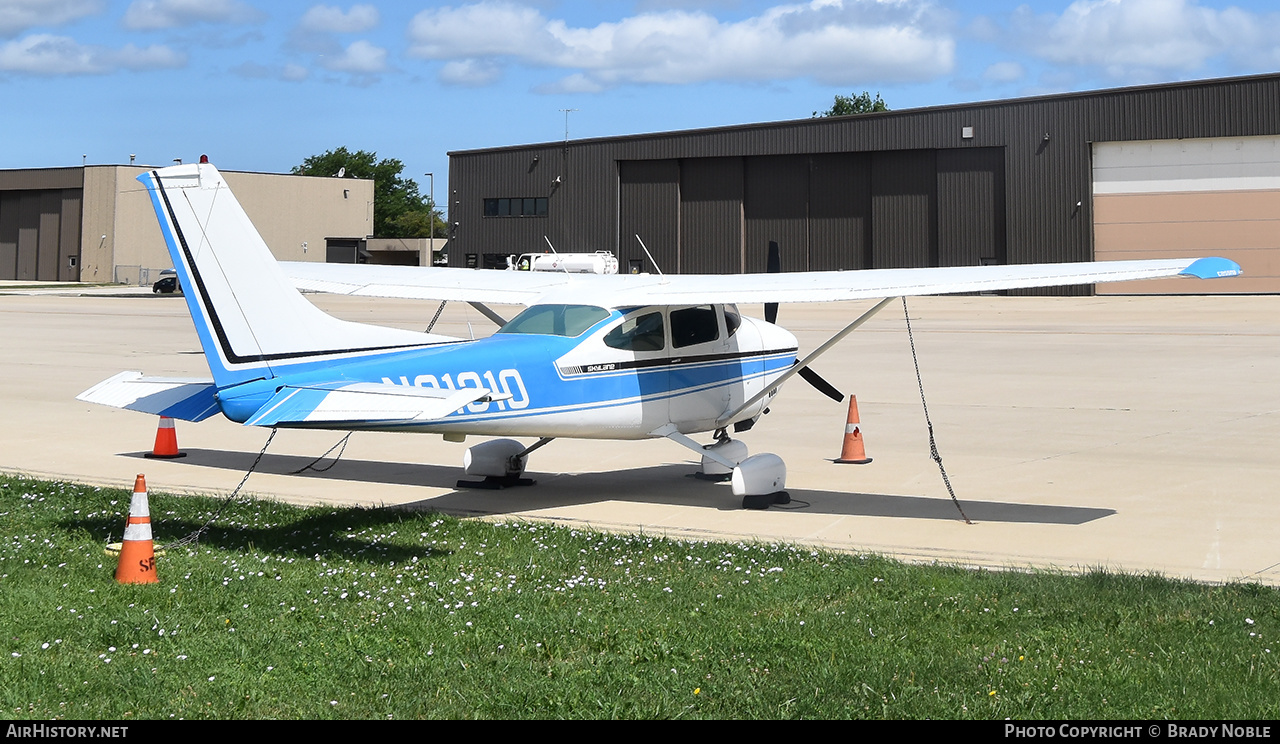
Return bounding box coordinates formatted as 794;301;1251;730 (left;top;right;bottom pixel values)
144;416;185;459
835;395;872;464
115;474;158;584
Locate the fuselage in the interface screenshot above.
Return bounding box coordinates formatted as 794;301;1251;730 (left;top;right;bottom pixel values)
215;304;798;439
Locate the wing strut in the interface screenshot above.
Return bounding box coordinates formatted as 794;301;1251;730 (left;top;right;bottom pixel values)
652;424;739;470
467;301;508;327
517;437;555;459
717;296;897;427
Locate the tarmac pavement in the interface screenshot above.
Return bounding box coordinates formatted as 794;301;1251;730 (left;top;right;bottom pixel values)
1;289;1277;584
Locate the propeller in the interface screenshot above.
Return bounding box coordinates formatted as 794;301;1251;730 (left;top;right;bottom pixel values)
764;240;844;403
764;241;781;324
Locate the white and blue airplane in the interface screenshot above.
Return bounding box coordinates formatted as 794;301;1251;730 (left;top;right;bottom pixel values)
79;161;1242;504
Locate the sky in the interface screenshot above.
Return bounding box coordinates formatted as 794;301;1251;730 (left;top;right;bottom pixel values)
4;0;1280;217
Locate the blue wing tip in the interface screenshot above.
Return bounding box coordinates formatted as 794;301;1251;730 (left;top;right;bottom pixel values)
1180;257;1243;279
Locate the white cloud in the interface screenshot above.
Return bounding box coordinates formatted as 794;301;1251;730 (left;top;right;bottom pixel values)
231;60;312;81
438;58;501;86
407;0;955;89
299;4;379;34
535;72;605;94
282;62;308;80
230;59;271;78
321;38;386;73
1011;0;1277;78
114;42;184;69
122;0;262;30
982;60;1024;83
0;33;183;74
0;0;102;38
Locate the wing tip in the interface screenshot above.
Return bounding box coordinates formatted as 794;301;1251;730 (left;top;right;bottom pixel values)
1179;257;1243;279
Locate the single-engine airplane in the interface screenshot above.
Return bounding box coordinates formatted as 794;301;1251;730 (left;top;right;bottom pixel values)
79;160;1241;504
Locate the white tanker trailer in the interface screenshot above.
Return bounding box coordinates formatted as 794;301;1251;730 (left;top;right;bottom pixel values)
510;251;619;275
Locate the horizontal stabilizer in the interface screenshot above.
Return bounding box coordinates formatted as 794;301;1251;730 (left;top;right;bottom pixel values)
77;372;220;422
244;381;504;427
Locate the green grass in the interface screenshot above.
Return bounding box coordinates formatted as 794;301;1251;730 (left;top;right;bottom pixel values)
1;473;1277;720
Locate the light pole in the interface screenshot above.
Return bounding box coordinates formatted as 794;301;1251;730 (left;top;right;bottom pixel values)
424;172;434;239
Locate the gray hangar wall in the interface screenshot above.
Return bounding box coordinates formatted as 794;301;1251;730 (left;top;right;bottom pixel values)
447;73;1280;294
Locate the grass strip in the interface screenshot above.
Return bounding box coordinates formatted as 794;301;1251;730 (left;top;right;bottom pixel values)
1;474;1277;719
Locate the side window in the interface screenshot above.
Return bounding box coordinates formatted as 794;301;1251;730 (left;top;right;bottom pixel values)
604;311;665;352
671;305;720;349
724;304;742;338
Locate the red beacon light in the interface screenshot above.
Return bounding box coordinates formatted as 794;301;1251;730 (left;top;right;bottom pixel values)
199;154;209;164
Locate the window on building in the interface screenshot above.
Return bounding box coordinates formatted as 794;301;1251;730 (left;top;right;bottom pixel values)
483;197;548;218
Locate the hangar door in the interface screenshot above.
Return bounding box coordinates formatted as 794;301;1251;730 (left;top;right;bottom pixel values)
1093;136;1280;294
0;189;82;281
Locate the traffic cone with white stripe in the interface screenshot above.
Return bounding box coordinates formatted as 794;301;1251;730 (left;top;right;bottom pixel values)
835;395;872;464
115;474;158;584
144;416;185;459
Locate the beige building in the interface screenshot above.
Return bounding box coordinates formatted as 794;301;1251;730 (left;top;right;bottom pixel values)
1;164;375;285
1093;135;1280;294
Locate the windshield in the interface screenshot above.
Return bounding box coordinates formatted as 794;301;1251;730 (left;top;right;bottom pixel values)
498;304;611;337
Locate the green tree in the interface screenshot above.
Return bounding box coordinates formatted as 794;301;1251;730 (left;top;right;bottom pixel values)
292;147;445;238
813;91;890;118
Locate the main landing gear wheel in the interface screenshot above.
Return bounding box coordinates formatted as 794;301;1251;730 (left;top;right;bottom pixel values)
456;438;536;489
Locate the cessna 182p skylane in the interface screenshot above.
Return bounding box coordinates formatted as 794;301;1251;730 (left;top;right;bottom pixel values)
79;161;1241;504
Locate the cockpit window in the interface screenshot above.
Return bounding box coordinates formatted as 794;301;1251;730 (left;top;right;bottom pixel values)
498;304;610;337
604;311;665;352
671;305;720;349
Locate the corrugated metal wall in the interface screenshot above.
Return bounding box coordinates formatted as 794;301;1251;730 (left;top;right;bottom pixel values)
937;148;1005;267
449;73;1280;294
619;159;679;274
744;155;809;272
0;187;82;281
679;158;743;273
809;152;871;271
871;150;937;269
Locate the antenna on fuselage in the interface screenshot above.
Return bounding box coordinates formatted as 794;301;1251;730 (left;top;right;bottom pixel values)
635;234;664;276
634;233;665;274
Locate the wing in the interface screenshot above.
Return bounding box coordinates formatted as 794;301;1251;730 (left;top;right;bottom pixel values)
283;261;567;306
283;257;1241;309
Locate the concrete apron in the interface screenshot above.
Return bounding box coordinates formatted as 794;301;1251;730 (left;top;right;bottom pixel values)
4;292;1278;585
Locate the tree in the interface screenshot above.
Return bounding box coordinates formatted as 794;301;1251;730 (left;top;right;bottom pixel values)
292;147;445;238
813;91;890;118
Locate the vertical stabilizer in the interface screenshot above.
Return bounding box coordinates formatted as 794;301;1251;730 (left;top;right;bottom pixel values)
138;163;442;388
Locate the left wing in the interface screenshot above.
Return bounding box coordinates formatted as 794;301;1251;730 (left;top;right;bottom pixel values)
284;262;568;306
283;257;1241;309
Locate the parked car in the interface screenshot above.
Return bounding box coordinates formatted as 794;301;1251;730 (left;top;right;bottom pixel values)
152;269;180;294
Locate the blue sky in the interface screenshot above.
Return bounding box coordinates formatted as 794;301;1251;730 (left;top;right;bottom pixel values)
4;0;1280;216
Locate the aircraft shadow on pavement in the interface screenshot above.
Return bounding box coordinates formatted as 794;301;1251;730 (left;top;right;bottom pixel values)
124;449;1115;526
